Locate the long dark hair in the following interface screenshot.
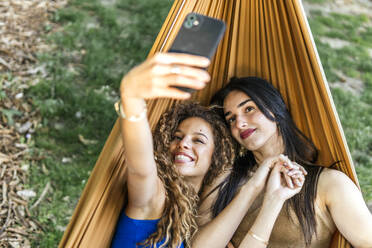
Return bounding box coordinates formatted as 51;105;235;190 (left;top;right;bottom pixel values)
210;77;324;246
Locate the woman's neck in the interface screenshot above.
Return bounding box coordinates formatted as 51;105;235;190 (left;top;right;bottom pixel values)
253;133;285;165
184;176;203;193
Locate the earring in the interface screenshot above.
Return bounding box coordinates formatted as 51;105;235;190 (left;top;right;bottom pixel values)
239;146;247;157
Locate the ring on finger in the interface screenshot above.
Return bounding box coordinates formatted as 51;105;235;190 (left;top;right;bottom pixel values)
170;65;181;74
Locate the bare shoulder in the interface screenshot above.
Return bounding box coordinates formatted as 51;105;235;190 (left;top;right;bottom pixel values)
318;168;355;188
318;168;360;205
197;169;231;226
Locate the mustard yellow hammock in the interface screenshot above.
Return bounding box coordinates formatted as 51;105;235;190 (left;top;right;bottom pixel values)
59;0;358;247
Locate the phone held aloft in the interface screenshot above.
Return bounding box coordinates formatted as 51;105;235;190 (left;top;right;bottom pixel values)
168;13;226;93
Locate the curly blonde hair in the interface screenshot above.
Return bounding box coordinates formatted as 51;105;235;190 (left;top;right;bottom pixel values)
139;102;236;248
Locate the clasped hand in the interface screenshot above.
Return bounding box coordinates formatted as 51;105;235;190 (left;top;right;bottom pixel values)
248;154;307;201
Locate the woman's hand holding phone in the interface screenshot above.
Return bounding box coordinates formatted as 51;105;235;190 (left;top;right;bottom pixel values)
120;52;210;100
168;13;226;93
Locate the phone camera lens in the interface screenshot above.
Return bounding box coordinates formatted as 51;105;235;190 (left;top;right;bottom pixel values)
187;14;197;21
185;14;199;28
184;21;193;29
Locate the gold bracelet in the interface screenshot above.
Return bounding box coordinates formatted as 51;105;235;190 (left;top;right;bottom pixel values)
248;230;269;246
114;100;147;122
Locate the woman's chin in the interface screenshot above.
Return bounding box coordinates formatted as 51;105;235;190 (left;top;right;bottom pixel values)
175;162;195;174
241;140;258;151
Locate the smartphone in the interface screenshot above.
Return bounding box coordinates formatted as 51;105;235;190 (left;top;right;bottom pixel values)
168;12;226;93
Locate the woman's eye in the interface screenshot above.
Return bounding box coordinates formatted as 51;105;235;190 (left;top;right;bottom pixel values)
245;106;254;112
194;139;205;144
173;135;182;141
227;117;235;125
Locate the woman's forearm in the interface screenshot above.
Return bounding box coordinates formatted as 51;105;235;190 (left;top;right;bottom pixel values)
120;96;156;176
238;195;285;248
192;183;260;248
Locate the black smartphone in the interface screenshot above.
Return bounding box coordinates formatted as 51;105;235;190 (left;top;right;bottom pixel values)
168;12;226;93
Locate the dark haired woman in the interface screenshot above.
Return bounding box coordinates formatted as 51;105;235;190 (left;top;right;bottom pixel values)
110;53;238;248
196;77;372;248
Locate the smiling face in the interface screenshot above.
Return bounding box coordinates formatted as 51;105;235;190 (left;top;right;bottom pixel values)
223;90;280;153
169;117;215;179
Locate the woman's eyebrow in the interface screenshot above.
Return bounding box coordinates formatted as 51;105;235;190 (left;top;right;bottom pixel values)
224;99;252;117
237;99;252;108
194;132;208;140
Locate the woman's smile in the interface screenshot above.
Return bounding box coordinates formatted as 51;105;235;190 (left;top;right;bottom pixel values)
174;152;195;164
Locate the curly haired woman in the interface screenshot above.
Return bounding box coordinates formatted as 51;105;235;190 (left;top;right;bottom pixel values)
110;53;237;248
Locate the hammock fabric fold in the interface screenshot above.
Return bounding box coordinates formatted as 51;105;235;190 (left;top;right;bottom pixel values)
59;1;357;247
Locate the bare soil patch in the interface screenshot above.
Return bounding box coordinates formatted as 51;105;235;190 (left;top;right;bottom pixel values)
0;0;66;247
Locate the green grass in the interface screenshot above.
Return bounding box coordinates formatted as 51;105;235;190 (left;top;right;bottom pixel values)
305;0;328;4
307;4;372;201
309;11;372;81
26;0;172;246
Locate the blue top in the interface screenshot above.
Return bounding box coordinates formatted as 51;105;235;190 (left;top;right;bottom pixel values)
111;211;185;248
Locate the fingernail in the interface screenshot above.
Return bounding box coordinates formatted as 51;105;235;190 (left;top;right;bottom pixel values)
201;58;210;66
198;81;206;88
202;74;211;82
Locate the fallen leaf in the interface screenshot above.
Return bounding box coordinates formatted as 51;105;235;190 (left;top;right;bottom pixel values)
78;134;98;145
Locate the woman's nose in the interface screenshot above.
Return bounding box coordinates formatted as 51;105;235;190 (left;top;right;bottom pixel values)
178;137;191;149
235;116;248;129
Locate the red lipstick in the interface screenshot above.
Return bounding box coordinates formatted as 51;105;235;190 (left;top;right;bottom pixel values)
240;128;256;139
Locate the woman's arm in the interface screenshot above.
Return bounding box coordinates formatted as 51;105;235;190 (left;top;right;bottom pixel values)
319;168;372;248
238;163;304;248
119;53;210;216
120;96;161;213
193;156;303;248
238;195;285;248
194;176;264;248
